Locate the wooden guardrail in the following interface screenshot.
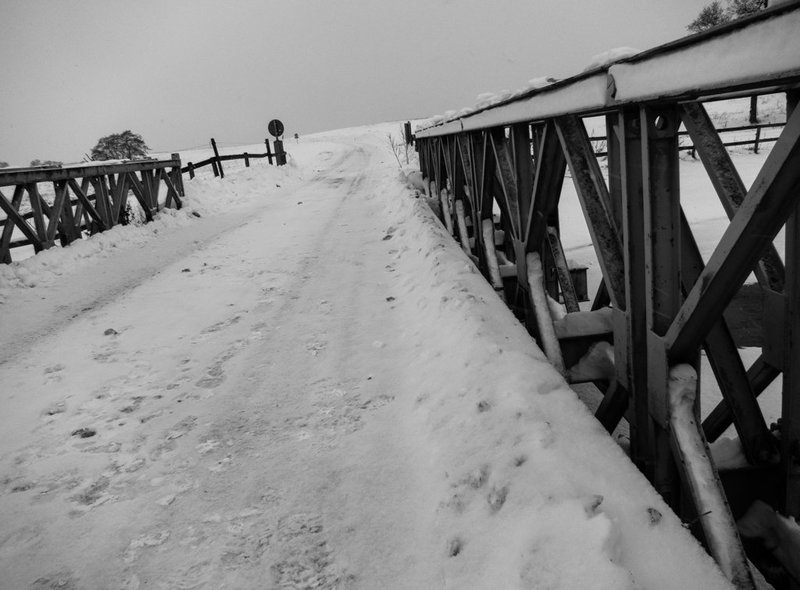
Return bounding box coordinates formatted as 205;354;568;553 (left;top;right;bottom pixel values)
414;4;800;587
181;138;287;180
0;155;184;263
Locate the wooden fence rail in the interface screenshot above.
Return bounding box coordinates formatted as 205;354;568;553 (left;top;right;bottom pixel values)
0;155;184;263
181;138;287;179
414;4;800;588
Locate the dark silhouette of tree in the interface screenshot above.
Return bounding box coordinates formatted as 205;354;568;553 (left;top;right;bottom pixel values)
728;0;768;17
0;162;8;169
30;159;63;167
688;1;729;33
687;0;768;122
90;130;150;161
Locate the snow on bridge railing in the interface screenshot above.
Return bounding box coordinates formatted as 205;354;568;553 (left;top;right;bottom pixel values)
416;2;800;138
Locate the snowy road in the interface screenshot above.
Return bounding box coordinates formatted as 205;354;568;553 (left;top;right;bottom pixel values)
1;126;733;589
0;137;441;588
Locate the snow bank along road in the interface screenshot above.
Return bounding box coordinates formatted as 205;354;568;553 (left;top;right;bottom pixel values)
0;126;732;589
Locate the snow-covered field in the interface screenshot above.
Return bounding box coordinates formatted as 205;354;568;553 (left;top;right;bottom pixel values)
0;115;780;588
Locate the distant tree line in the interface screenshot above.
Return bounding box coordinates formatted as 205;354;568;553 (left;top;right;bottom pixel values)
2;130;151;170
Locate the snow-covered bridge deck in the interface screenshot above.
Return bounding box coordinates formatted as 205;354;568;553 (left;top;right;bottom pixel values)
0;127;736;588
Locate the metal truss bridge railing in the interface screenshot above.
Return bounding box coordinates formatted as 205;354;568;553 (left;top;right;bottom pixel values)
414;3;800;588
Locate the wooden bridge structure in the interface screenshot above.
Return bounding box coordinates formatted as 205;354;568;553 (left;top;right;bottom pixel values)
414;4;800;587
0;156;184;263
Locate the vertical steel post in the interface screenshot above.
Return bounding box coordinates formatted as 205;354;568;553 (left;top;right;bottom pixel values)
782;91;800;523
618;107;653;471
641;104;683;508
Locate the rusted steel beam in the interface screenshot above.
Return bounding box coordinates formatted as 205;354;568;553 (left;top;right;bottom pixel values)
454;200;471;255
782;90;800;521
595;380;629;435
0;186;37;260
474;133;495;222
545;226;579;312
109;172;130;223
160;169;183;210
680;210;775;465
434;138;448;206
642;106;681;338
555;115;625;309
511;124;534;243
125;172;154;221
481;218;504;291
681;101;785;292
641;104;684;507
703;355;781;443
149;169;161;209
90;176;113;229
526;122;566;250
666;104;800;361
605;114;623;230
53;180;80;245
0;159;180;188
457;136;476;213
526;252;565;373
26;183;53;250
598;109;650;458
47;180;70;243
443;137;455;191
67;178;103;230
489;128;522;240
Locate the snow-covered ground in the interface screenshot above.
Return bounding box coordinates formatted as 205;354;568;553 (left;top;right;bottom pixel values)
0;119;773;588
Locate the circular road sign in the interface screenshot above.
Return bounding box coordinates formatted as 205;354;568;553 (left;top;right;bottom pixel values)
268;119;284;138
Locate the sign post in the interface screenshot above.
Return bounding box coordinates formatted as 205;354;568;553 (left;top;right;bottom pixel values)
268;119;287;166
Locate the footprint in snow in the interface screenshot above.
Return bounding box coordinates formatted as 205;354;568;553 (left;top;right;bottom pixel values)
123;529;171;564
271;513;341;589
29;570;80;590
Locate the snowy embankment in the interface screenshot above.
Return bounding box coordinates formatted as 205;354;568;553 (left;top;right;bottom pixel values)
0;124;731;588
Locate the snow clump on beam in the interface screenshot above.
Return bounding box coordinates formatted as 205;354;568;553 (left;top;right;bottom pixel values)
583;47;641;72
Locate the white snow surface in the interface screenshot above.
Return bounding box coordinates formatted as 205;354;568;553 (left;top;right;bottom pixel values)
0;124;733;588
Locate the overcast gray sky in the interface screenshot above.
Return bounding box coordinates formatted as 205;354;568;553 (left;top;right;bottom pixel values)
0;0;706;165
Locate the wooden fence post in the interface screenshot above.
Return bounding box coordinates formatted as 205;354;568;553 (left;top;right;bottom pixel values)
274;140;286;166
754;127;762;154
188;162;195;179
244;153;250;167
265;139;274;165
211;138;224;178
170;153;185;197
211;160;219;177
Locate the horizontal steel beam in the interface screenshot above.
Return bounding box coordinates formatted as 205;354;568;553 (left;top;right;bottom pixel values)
0;159;180;188
416;4;800;139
